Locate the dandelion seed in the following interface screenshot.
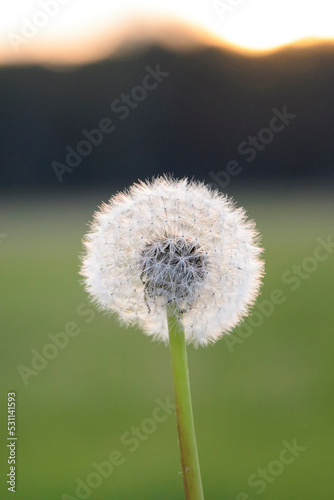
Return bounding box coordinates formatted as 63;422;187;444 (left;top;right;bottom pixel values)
80;176;264;346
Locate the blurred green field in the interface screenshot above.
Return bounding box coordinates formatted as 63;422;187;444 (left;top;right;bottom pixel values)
1;188;334;500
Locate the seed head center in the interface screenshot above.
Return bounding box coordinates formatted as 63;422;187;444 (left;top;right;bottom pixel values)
139;236;207;311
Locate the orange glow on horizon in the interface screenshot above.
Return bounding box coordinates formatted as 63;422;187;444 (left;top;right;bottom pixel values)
2;1;334;67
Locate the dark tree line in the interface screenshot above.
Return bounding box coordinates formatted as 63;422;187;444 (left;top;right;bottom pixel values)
0;44;333;191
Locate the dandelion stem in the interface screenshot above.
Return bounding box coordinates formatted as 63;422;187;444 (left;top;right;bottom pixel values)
167;311;204;500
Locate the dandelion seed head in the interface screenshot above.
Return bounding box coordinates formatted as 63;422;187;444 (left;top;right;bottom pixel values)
80;176;264;346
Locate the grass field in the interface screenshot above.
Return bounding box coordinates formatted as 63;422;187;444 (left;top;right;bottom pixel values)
1;187;334;500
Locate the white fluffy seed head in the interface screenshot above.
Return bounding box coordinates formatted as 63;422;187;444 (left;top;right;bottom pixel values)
80;176;264;346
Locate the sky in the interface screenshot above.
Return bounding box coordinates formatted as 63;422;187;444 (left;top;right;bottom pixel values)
1;0;334;65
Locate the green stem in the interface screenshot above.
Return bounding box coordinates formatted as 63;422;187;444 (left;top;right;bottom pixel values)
167;311;204;500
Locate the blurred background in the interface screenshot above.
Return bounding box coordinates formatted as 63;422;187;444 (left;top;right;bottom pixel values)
1;1;334;499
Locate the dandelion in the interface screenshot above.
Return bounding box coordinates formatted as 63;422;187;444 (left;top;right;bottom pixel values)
80;176;264;499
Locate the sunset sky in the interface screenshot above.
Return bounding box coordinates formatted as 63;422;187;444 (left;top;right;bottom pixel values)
1;0;334;65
